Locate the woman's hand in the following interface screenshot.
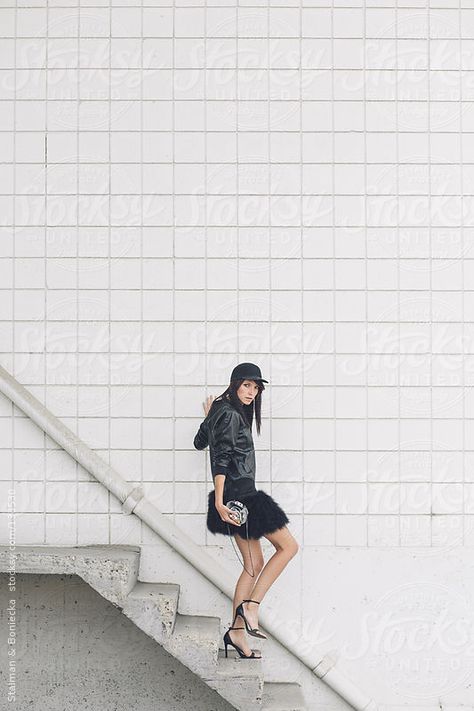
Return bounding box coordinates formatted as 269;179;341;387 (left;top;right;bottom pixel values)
216;503;241;526
203;394;215;416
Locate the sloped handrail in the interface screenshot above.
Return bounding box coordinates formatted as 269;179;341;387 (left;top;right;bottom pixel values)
0;363;377;711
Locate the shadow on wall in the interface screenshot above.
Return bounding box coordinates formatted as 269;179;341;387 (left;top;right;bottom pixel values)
0;573;233;711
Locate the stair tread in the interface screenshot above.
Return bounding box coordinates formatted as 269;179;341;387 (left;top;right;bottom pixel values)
262;682;306;710
217;647;263;669
1;544;140;561
174;613;220;640
203;653;263;682
3;544;140;554
128;581;180;599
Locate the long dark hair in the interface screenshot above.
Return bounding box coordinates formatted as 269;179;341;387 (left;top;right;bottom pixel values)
211;378;265;435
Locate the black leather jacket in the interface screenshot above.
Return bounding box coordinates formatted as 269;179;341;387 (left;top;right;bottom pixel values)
193;397;256;498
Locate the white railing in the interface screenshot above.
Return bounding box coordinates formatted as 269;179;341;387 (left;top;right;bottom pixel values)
0;363;378;711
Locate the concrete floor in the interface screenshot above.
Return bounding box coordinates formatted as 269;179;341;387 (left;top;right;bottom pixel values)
0;572;235;711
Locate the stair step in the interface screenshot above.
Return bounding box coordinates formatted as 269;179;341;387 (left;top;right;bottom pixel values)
0;544;141;606
217;647;263;662
204;651;264;711
262;682;306;710
164;613;221;678
122;581;180;643
127;581;180;601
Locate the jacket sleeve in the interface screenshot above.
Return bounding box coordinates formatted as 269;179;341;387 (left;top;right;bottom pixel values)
193;419;209;450
212;409;240;475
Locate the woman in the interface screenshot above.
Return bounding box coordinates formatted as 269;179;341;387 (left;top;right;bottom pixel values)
193;362;299;659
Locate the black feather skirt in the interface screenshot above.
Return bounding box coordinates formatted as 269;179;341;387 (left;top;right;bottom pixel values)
207;488;290;540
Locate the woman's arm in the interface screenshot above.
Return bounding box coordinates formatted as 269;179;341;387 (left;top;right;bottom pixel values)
212;409;242;526
193;421;209;450
214;472;240;526
214;474;226;506
212;409;240;475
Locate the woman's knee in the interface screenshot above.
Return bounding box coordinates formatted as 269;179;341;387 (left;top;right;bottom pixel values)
265;527;299;557
280;531;299;558
287;539;299;558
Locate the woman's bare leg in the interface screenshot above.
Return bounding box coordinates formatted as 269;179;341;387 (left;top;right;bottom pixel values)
239;526;299;634
228;533;265;656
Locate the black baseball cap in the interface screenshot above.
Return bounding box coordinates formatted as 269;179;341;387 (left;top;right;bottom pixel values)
230;362;269;384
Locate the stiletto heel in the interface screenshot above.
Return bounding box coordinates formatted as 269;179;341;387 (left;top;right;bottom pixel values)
233;598;267;639
223;626;261;659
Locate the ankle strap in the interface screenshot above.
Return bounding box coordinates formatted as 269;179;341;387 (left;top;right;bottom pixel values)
242;598;260;605
229;626;245;630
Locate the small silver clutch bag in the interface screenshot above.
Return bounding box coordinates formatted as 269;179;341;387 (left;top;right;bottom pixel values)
225;499;249;525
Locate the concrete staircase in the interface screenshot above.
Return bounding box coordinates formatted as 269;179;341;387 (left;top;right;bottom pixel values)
0;545;306;711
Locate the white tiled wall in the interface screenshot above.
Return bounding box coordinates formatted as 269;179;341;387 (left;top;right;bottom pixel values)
2;3;474;704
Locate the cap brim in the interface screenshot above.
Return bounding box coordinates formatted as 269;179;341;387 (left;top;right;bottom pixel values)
232;374;269;383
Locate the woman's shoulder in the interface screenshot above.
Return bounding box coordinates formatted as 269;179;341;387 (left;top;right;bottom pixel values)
209;398;244;427
210;397;238;418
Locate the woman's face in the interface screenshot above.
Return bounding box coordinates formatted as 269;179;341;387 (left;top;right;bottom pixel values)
236;380;260;405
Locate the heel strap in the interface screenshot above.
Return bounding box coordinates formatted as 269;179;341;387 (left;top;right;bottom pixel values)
242;599;260;605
